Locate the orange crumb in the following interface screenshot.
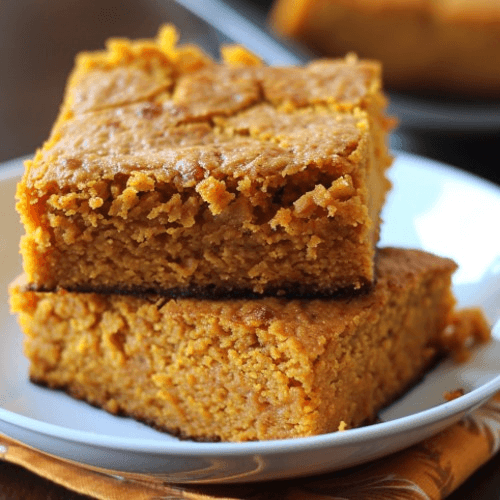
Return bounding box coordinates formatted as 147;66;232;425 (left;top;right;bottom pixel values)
338;421;348;431
443;388;465;402
220;45;263;66
441;307;491;363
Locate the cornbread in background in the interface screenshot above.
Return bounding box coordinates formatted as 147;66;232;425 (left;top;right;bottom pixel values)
270;0;500;98
16;27;393;298
11;248;460;442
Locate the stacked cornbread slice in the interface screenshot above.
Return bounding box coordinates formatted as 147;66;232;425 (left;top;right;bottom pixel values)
10;27;467;441
10;249;458;441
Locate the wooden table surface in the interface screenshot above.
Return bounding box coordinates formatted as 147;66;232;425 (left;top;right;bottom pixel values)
0;0;499;498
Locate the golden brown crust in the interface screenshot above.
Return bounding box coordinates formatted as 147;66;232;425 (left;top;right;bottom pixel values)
26;102;368;188
24;57;385;188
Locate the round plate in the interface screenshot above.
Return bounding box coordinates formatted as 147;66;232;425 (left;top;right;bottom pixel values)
0;153;499;484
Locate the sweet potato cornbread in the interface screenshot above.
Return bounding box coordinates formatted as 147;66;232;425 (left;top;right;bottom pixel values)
11;248;459;442
270;0;500;97
17;26;393;298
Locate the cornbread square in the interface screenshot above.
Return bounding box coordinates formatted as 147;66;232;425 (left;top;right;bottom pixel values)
270;0;500;97
17;26;393;298
11;248;457;442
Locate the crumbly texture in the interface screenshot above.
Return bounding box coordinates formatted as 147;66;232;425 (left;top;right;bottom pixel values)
443;388;465;401
440;307;491;362
17;26;393;298
270;0;500;97
11;248;459;442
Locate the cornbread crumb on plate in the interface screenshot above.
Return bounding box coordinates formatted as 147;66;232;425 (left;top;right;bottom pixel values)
337;421;348;431
11;248;460;442
441;307;492;362
443;388;465;402
17;25;393;298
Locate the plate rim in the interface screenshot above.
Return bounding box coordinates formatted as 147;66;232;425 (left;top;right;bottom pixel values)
2;368;500;456
1;152;500;458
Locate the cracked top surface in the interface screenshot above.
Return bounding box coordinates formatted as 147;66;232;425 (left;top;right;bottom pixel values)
24;25;385;190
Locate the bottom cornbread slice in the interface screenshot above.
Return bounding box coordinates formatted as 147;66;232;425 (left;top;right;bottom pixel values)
11;247;457;442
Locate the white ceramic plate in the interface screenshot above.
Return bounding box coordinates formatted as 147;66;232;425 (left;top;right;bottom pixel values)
1;153;500;484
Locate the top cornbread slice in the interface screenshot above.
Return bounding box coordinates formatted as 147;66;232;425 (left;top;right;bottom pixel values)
17;26;393;297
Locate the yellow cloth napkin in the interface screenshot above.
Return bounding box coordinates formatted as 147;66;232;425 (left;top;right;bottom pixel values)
1;392;500;500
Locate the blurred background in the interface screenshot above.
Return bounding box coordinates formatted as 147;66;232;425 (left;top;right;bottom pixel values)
0;0;499;188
